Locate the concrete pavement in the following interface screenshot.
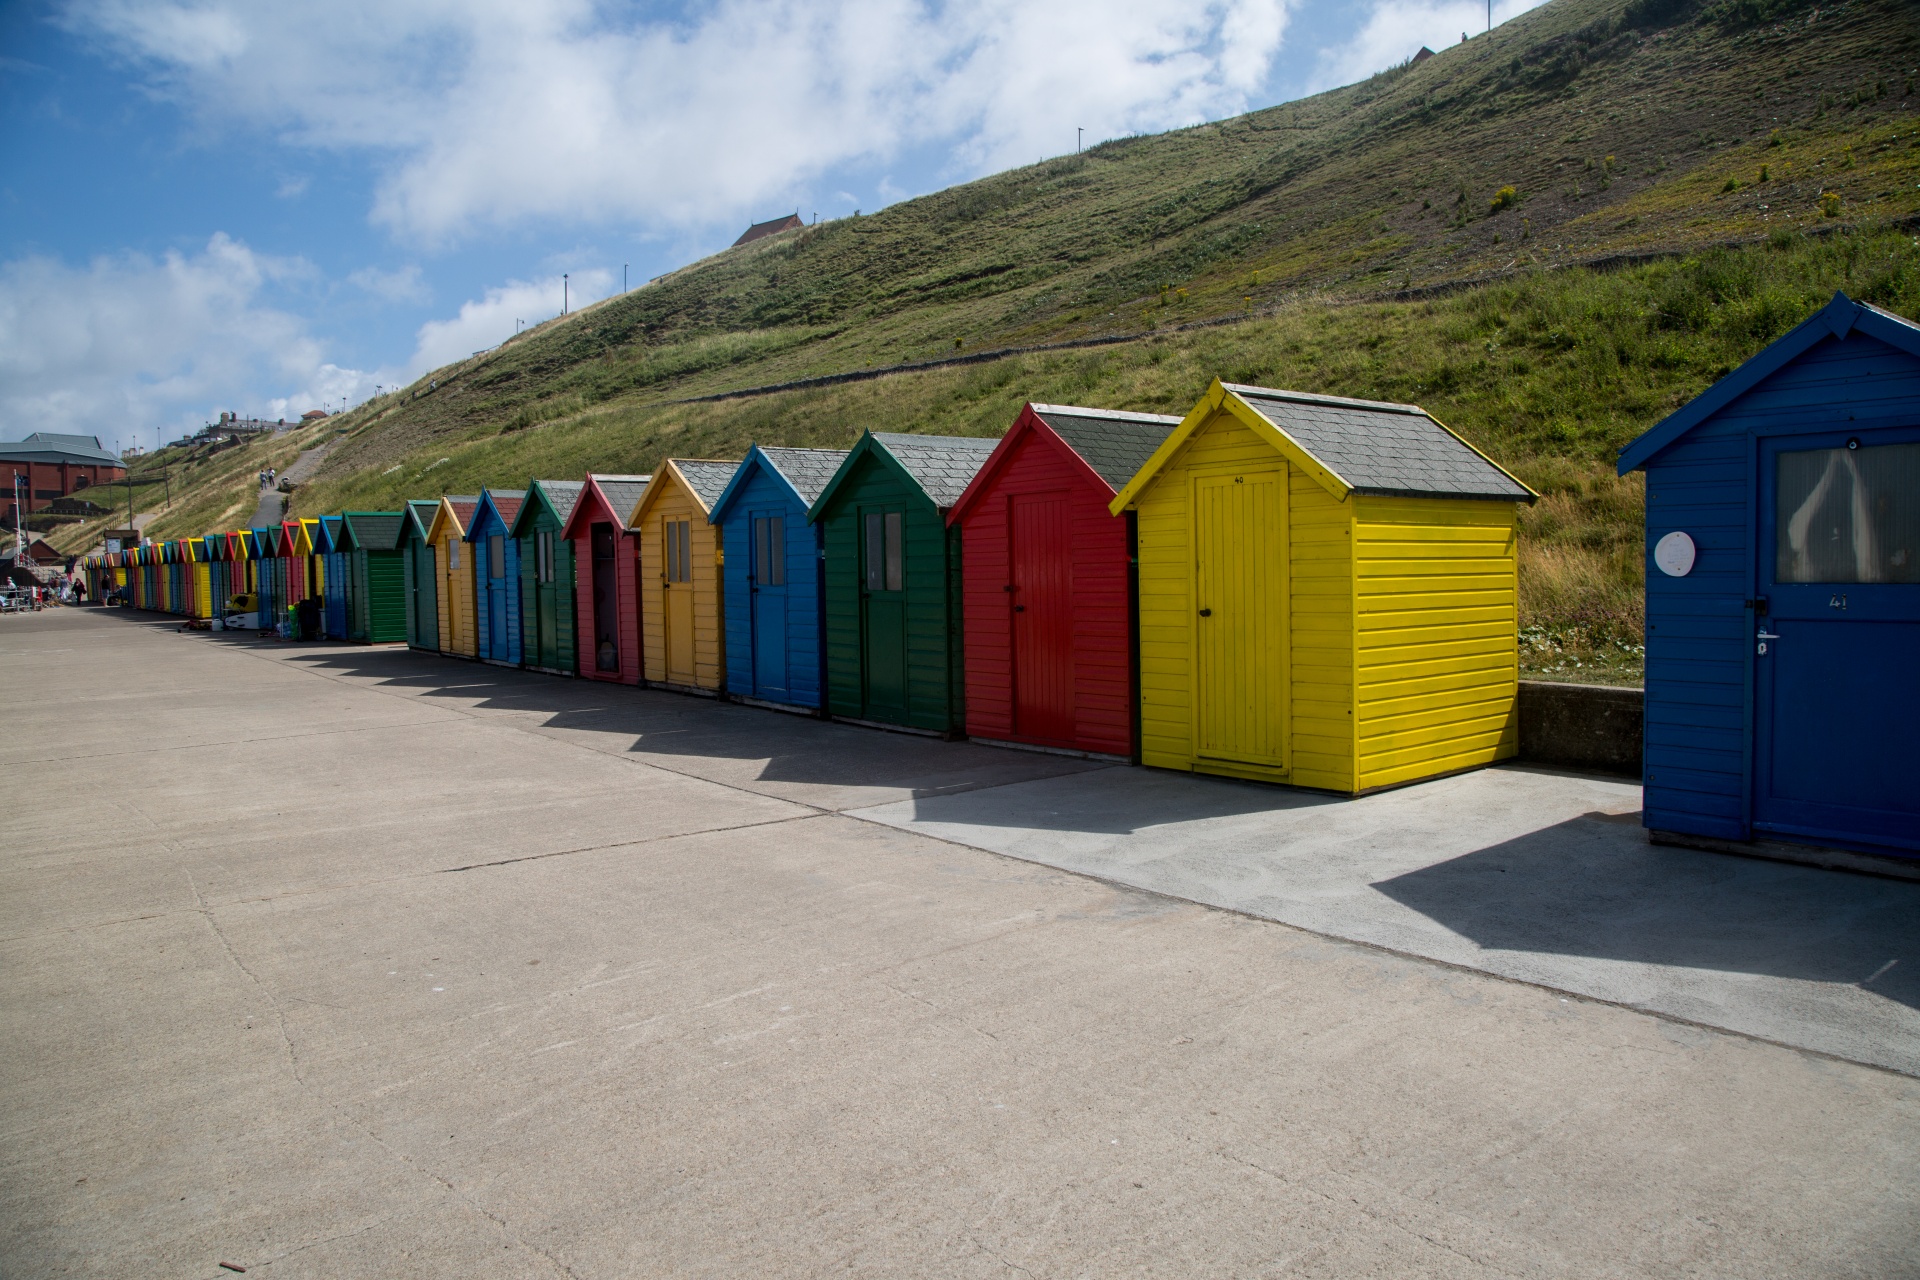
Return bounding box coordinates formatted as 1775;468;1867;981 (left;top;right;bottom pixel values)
4;607;1917;1278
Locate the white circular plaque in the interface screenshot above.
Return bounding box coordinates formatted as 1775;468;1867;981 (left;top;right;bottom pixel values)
1654;531;1696;577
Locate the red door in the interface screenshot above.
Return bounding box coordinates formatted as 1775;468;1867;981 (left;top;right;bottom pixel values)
1009;493;1073;743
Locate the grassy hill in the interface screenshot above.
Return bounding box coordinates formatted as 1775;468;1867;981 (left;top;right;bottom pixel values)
101;0;1920;682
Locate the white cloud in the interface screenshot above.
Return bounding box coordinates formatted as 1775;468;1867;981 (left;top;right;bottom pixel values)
348;263;430;304
0;234;374;447
62;0;1297;244
1308;0;1548;93
405;269;612;375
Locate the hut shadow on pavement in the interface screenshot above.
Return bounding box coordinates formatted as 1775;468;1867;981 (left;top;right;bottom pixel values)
277;646;1108;804
1374;817;1920;1009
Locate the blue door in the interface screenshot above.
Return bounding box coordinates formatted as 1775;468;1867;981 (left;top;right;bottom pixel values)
486;534;509;661
1754;430;1920;854
750;511;789;699
327;553;348;637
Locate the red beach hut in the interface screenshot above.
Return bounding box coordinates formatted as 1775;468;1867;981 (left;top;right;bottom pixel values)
947;402;1181;759
558;473;651;684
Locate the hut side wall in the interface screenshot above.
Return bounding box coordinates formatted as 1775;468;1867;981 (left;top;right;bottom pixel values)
1352;494;1520;791
957;430;1133;757
638;478;725;691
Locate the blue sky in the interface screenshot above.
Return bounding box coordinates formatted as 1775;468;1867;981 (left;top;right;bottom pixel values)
0;0;1543;452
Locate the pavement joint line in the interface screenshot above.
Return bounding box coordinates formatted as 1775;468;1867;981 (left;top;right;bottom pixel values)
123;626;1920;1082
439;811;826;874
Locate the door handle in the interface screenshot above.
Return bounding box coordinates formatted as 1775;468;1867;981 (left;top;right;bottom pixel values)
1013;604;1025;612
1756;630;1780;640
1198;607;1212;617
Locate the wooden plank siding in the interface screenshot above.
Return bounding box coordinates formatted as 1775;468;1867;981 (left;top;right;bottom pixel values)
717;463;827;709
1135;415;1361;790
1634;323;1920;841
635;470;727;692
1351;496;1520;790
819;459;963;733
955;430;1134;757
514;489;579;677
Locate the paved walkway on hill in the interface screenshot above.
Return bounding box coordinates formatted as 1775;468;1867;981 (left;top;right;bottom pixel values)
4;609;1917;1278
245;441;331;527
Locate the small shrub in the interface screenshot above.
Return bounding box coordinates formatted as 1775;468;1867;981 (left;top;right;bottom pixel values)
1489;185;1519;214
1758;163;1770;182
1722;176;1741;192
1821;190;1843;217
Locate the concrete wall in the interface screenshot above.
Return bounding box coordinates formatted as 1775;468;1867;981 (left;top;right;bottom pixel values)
1517;681;1642;777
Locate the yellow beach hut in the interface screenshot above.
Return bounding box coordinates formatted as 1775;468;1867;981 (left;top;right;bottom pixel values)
1109;380;1537;794
629;459;738;694
189;537;214;620
428;496;481;658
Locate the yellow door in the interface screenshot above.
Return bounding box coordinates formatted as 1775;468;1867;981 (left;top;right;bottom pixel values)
663;518;695;683
1193;469;1287;768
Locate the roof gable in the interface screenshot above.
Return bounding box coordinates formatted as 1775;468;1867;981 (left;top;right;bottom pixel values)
809;431;998;519
314;517;341;554
710;446;851;522
426;496;479;545
630;459;740;525
341;510;404;552
466;489;527;541
558;474;650;541
1618;291;1920;473
1110;380;1534;512
948;403;1180;524
511;480;584;538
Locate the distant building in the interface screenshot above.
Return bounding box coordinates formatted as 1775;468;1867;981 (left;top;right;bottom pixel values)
732;214;804;248
1413;46;1436;64
2;432;126;526
301;409;328;422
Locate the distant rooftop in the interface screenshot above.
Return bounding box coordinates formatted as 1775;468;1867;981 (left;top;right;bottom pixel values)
732;214;804;248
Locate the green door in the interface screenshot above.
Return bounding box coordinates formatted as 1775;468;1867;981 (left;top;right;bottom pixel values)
859;506;908;721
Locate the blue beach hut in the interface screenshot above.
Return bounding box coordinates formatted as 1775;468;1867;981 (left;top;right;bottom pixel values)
251;527;282;628
318;515;351;639
467;488;526;667
709;446;849;711
1618;291;1920;862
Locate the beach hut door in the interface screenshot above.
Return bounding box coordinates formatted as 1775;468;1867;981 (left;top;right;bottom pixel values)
592;523;620;671
1009;493;1073;743
860;507;908;720
750;512;789;699
662;518;696;684
1192;471;1288;769
1753;435;1920;850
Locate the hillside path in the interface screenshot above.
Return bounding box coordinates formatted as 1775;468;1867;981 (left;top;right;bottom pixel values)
246;441;331;526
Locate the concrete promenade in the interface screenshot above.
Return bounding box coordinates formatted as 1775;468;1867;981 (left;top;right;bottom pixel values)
3;607;1916;1277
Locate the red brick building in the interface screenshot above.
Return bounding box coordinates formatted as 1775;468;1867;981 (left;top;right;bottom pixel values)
3;433;126;525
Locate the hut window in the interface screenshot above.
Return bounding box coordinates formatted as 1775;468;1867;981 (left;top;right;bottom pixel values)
536;531;554;583
449;542;460;570
665;519;692;582
864;511;904;592
1776;442;1920;584
754;516;785;586
489;534;505;580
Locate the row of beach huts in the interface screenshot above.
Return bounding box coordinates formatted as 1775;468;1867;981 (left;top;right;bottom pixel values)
83;294;1920;862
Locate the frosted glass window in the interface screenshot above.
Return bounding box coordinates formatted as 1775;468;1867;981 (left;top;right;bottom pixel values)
1776;442;1920;583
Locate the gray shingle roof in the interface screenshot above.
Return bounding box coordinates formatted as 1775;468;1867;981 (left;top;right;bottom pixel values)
758;447;850;505
590;474;652;524
670;460;742;513
870;432;1000;508
1225;384;1533;502
343;511;405;551
1;437;121;466
534;480;583;527
1031;404;1182;493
